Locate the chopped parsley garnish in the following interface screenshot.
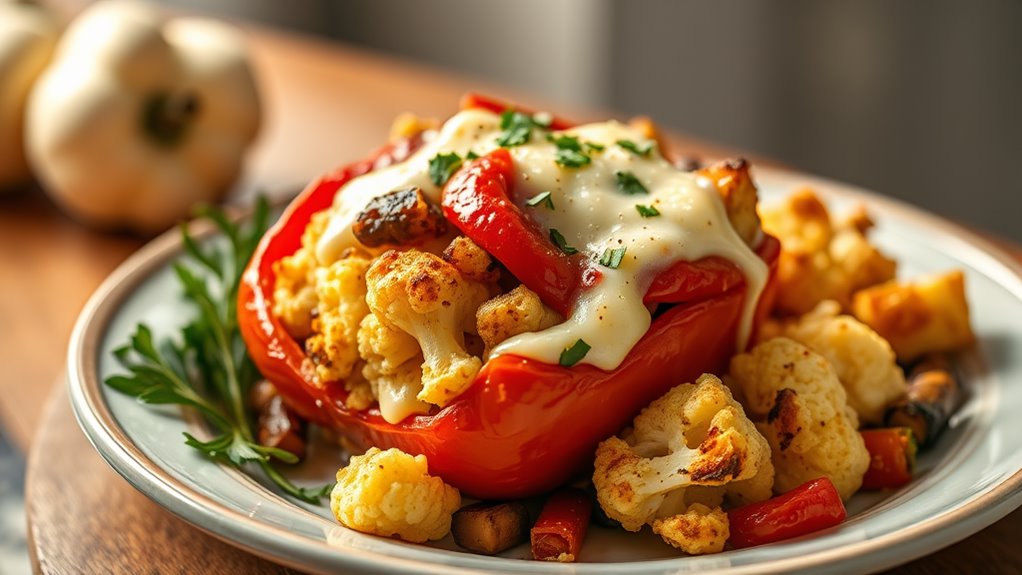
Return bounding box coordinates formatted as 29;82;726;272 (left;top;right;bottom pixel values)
635;204;661;217
466;150;480;160
615;171;648;195
549;134;592;168
559;339;591;367
496;109;554;147
428;152;463;186
599;246;627;269
586;142;605;152
549;228;578;255
617;139;655;156
526;191;554;209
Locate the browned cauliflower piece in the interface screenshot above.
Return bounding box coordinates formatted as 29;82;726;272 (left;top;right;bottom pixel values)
331;447;461;543
593;374;773;555
779;301;907;425
852;270;975;362
697;158;761;247
728;338;869;500
760;189;896;315
476;285;564;359
304;252;372;384
364;248;489;407
442;235;500;285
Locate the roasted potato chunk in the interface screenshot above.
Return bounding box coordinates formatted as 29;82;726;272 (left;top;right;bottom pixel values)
451;501;529;555
852;270;975;362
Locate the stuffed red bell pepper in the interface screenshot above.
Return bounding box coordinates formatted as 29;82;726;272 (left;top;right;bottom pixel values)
238;94;779;499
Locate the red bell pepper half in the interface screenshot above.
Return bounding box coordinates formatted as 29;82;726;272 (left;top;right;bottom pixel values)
530;489;593;562
860;427;917;490
727;477;847;549
237;97;780;499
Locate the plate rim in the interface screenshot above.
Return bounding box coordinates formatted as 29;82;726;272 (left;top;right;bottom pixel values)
67;166;1022;575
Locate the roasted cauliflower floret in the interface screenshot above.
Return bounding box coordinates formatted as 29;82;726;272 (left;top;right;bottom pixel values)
304;252;373;384
852;270;975;362
593;374;773;555
357;313;430;423
698;158;761;247
779;301;907;425
364;248;489;407
272;210;331;339
728;338;869;500
476;285;563;359
760;189;895;314
331;447;461;543
442;235;500;285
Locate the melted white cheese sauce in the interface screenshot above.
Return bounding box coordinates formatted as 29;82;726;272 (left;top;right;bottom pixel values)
316;108;766;373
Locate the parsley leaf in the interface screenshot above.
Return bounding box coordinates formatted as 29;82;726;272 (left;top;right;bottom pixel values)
428;152;463;186
559;339;591;367
526;191;554;210
550;134;592;168
599;246;627;269
615;171;649;195
497;110;547;147
549;228;578;255
617;139;655;156
466;150;480;160
586;142;605;152
104;199;332;505
635;204;661;218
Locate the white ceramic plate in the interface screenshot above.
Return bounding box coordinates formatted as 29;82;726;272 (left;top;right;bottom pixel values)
68;166;1022;574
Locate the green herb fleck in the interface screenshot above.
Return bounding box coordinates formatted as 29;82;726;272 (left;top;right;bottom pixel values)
550;134;592;168
549;228;578;255
559;339;591;367
497;110;552;147
526;191;554;210
635;204;661;218
615;171;649;195
599;246;627;269
104;199;332;504
617;139;655;156
466;150;480;160
428;152;463;186
586;142;605;152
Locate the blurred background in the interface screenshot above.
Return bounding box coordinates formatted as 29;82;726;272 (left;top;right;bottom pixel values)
159;0;1022;240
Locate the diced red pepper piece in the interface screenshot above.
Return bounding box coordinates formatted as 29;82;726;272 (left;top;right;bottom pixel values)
530;489;593;562
727;477;847;549
860;427;917;490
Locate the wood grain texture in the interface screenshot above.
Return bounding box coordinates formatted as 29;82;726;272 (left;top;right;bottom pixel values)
9;7;1022;575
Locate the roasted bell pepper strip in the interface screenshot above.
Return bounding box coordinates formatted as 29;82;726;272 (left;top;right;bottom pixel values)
442;148;595;316
727;477;847;549
530;489;592;562
237;99;780;499
861;427;917;490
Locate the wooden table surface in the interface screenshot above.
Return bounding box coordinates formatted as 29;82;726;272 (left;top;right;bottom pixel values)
3;14;1021;575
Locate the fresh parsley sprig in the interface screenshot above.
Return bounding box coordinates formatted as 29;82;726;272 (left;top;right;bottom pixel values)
106;198;331;504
